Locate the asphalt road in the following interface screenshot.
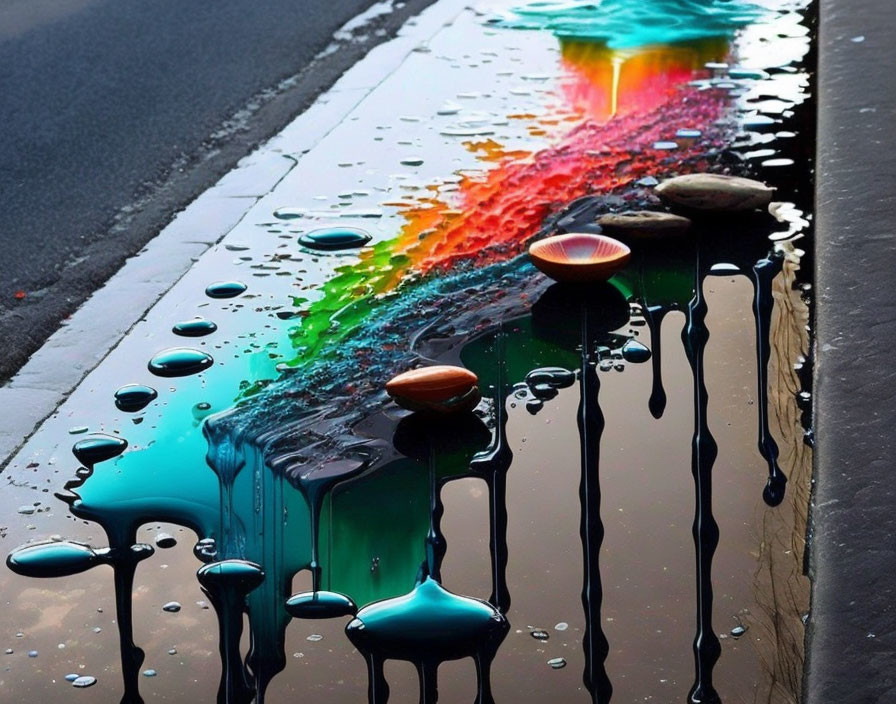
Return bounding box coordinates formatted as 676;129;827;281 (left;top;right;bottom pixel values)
0;0;432;383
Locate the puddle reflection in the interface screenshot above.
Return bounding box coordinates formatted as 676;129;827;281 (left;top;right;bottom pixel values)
4;1;815;702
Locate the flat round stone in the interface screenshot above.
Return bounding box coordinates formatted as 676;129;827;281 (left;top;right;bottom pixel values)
597;210;692;238
655;173;774;212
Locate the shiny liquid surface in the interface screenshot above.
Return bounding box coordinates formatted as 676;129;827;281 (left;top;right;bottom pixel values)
0;1;814;702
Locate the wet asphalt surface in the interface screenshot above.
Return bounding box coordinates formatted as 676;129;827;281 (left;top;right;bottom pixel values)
0;0;432;383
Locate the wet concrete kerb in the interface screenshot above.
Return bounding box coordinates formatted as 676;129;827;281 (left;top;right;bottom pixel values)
807;0;896;701
0;0;467;470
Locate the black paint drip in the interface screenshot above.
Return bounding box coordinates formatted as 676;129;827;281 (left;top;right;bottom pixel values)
751;256;788;506
682;246;722;704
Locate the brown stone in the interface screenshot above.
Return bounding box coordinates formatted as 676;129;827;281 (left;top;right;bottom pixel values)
655;173;774;212
386;365;480;414
597;210;692;238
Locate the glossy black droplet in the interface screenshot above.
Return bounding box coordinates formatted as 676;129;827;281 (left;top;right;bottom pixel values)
205;281;247;299
172;319;218;337
114;384;158;412
525;367;575;388
621;340;651;364
72;434;128;466
148;348;214;377
299;227;372;251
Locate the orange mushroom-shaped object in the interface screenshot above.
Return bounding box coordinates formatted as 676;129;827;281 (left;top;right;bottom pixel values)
528;233;631;283
386;365;480;414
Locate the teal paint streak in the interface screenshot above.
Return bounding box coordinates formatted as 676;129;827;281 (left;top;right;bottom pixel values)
496;0;766;49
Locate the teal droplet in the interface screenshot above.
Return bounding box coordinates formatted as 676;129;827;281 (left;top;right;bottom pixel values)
346;577;507;661
299;228;372;252
286;591;357;620
197;560;265;594
205;281;247;299
172;319;218;337
72;434;128;466
148;348;214;377
114;385;157;412
7;541;101;578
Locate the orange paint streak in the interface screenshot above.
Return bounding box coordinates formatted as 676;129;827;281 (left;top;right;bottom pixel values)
326;42;731;299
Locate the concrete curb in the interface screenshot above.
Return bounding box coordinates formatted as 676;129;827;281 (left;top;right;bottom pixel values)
807;1;896;701
0;0;466;468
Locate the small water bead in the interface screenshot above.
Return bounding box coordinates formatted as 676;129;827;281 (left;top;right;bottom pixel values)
68;426;89;435
65;674;79;682
204;281;247;299
653;141;678;150
172;319;217;337
554;622;568;631
547;657;566;669
730;625;747;638
621;340;651;364
762;158;795;168
400;157;424;166
162;602;182;613
17;505;35;515
72;676;97;688
143;669;157;677
148;348;213;378
168;648;177;655
114;384;157;412
675;128;702;138
28;650;38;657
306;634;323;642
530;630;549;641
298;227;372;251
191;402;213;421
5;649;12;654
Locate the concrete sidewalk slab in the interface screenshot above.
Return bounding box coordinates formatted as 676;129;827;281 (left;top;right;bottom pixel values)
807;1;896;701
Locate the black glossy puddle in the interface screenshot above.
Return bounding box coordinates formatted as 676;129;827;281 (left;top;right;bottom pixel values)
1;1;815;702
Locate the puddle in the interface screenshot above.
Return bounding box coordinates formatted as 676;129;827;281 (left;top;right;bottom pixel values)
2;0;814;702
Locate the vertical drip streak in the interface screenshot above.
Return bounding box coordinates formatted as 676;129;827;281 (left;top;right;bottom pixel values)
682;247;721;704
110;540;151;704
752;256;787;507
578;303;612;703
645;305;670;419
426;441;447;583
247;448;287;704
471;324;513;614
